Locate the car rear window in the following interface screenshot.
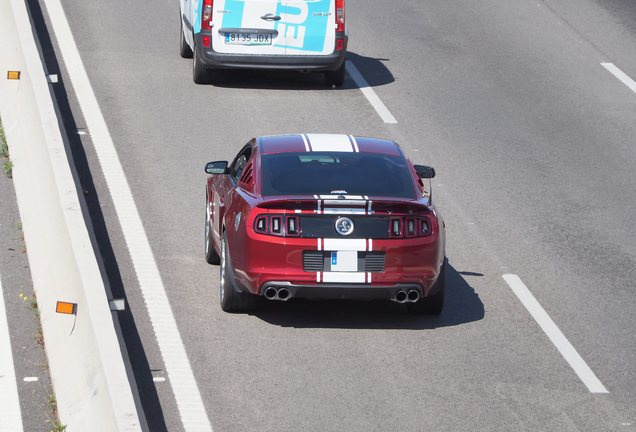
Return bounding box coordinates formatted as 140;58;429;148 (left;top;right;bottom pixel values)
261;152;416;198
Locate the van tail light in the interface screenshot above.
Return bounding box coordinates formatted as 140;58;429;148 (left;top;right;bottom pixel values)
335;0;345;33
202;0;213;31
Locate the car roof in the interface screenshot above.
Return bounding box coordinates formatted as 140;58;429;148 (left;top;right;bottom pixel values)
258;134;404;157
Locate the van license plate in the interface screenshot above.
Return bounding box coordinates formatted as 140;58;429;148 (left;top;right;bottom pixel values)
225;33;272;45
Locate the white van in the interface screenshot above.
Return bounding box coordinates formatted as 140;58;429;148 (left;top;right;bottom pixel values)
179;0;348;86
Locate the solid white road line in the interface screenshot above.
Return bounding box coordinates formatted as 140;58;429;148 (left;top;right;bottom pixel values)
0;275;25;432
346;61;398;124
503;274;609;394
42;0;213;430
601;63;636;94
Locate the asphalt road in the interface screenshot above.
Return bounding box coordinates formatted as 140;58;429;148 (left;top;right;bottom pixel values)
22;0;636;430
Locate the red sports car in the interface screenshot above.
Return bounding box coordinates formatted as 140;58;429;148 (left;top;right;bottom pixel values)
205;134;446;314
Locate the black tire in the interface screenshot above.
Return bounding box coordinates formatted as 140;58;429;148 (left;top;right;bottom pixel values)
408;259;446;315
325;61;346;87
204;197;220;264
219;237;255;312
193;47;213;84
179;18;193;59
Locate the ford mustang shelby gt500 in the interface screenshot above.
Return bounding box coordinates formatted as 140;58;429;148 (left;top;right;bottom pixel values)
205;134;446;314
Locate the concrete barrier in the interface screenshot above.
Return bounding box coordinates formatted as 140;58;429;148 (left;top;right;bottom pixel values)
0;0;144;430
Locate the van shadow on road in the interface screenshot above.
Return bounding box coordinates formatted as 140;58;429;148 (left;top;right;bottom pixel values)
252;262;484;330
206;51;394;90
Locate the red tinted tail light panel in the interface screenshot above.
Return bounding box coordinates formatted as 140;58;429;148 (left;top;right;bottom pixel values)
202;0;213;30
335;0;345;32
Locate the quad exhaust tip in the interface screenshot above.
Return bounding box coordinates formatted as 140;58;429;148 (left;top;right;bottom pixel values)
264;286;292;301
393;290;421;303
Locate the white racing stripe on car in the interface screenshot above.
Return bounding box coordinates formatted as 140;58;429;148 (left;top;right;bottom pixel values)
317;238;373;283
322;208;367;215
306;133;356;152
42;0;214;429
349;135;359;152
319;195;365;200
316;196;370;215
302;134;311;151
323;199;366;205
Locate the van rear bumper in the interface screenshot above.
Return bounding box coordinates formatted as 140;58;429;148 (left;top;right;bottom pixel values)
194;34;347;71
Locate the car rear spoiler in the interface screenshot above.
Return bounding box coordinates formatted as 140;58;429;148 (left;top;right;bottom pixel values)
256;197;432;214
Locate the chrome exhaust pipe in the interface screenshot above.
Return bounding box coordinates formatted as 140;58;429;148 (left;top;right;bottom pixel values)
393;290;408;304
407;290;420;303
264;287;278;300
263;286;292;301
277;288;291;301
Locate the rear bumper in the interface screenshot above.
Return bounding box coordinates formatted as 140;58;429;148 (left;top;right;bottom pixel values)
260;281;422;301
195;34;347;71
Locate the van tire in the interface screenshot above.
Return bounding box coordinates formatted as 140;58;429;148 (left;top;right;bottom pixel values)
193;48;213;84
325;62;346;87
179;19;193;59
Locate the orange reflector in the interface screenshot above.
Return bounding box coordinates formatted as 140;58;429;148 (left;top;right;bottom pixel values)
7;71;20;80
56;301;77;315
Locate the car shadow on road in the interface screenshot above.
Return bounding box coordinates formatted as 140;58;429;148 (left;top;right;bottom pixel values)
206;51;394;90
251;262;484;330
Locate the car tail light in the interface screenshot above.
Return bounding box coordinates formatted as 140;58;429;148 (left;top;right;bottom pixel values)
287;216;299;236
271;216;282;234
390;218;402;238
254;215;301;237
255;216;268;233
335;0;345;33
389;217;433;238
202;0;213;31
406;218;417;237
420;219;431;236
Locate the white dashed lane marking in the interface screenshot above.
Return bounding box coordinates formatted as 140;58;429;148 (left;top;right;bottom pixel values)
503;274;608;394
346;61;398;124
601;62;636;94
42;0;214;429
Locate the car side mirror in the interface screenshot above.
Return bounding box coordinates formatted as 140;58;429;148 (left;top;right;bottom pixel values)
205;161;228;174
414;164;436;179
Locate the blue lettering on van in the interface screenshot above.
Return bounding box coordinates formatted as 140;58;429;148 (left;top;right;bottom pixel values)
275;0;330;52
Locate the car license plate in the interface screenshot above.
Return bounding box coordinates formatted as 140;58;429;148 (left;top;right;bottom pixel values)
331;251;357;272
225;33;272;45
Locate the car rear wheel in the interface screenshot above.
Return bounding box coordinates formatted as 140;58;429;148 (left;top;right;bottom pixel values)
408;259;446;315
179;19;193;59
325;61;346;87
219;237;255;312
205;197;220;264
193;46;213;84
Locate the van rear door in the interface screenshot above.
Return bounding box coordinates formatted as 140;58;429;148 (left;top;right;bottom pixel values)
212;0;335;56
213;0;285;55
283;0;334;56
